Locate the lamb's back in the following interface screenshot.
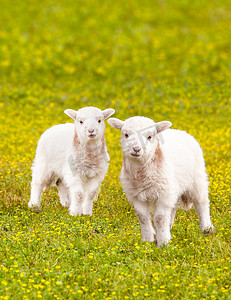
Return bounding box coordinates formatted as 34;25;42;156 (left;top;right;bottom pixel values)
161;129;203;161
35;123;74;165
160;129;206;192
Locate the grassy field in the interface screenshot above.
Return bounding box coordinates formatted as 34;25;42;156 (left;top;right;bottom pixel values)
0;0;231;299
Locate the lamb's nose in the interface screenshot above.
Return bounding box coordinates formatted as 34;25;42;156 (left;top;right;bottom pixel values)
88;129;95;133
133;147;141;153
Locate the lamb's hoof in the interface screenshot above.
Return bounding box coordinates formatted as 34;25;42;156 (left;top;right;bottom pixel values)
202;225;215;235
82;212;93;216
82;208;93;216
155;237;171;247
69;210;82;216
28;202;42;213
156;241;170;247
60;201;69;208
141;235;156;243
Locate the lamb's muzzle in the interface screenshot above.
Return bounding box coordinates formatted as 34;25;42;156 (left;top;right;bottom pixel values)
131;146;142;156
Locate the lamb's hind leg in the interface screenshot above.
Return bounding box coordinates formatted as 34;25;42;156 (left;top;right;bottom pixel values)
28;182;44;210
180;192;193;211
171;191;193;228
28;162;46;210
56;179;70;207
28;157;48;210
191;180;215;234
170;206;177;229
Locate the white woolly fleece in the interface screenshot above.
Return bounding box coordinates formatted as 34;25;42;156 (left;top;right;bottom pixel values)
108;116;215;246
28;106;115;216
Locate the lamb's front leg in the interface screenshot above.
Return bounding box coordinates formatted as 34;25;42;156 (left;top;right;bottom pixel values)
82;178;101;216
154;202;173;247
69;185;84;216
132;199;156;243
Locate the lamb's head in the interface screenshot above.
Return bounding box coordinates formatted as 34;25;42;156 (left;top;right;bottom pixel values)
108;116;172;162
65;106;115;144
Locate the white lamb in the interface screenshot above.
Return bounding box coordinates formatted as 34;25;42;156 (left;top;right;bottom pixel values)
28;106;115;216
108;116;215;246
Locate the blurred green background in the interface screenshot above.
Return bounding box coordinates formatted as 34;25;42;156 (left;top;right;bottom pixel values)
0;0;230;299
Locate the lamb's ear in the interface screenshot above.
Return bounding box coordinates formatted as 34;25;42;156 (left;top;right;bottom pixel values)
107;118;124;130
102;108;115;120
156;121;172;133
64;109;77;120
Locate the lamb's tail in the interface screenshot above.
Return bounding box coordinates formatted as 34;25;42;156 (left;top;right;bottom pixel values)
180;193;193;211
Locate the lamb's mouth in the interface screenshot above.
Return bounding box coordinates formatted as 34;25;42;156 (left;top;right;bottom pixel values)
130;153;141;157
88;134;96;138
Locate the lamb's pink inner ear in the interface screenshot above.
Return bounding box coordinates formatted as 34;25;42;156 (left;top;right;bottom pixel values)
102;108;115;120
64;109;77;120
107;118;124;129
156;121;172;133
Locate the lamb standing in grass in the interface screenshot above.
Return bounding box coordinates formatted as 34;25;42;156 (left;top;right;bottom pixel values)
108;116;215;246
28;106;115;216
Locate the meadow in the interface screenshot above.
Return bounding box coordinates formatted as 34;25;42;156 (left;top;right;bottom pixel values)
0;0;231;299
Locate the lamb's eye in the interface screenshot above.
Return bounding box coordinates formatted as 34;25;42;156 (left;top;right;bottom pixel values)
125;133;129;138
147;136;152;140
98;119;102;123
80;120;83;124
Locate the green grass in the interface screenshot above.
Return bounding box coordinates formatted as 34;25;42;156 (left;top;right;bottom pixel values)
0;0;230;299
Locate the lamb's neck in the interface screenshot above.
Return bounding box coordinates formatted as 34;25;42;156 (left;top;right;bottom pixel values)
85;137;107;156
72;132;107;159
